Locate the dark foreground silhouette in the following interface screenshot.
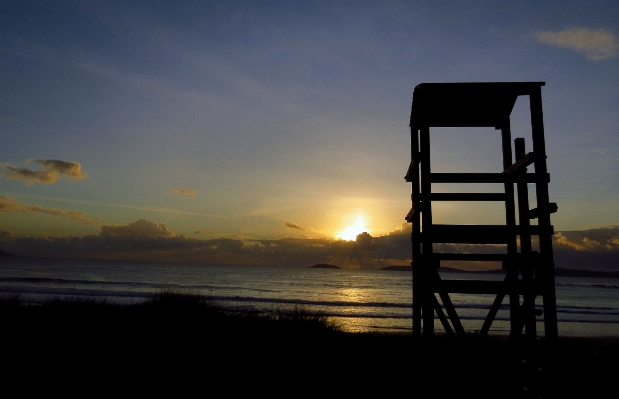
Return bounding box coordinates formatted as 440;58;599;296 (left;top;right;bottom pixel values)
2;293;617;397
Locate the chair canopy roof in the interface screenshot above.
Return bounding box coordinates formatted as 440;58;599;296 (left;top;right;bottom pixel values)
409;82;544;129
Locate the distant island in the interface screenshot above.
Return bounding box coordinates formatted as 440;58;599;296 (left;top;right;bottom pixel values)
381;265;412;271
311;264;340;269
554;267;619;279
0;249;16;257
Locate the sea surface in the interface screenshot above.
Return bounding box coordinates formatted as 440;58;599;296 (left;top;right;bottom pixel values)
1;256;618;337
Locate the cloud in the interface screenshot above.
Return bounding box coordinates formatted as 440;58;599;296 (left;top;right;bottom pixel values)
0;218;410;267
282;221;303;230
171;188;197;197
194;229;214;235
0;229;13;239
1;219;618;271
535;28;619;61
31;159;88;179
1;159;87;184
2;165;58;184
0;196;99;223
101;219;175;238
553;227;619;251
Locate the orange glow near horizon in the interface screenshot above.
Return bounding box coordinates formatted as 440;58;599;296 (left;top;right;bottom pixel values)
336;216;371;241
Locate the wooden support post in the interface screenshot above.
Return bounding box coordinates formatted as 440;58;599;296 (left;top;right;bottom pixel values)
501;119;520;336
432;294;455;337
480;292;506;336
530;88;558;341
420;126;434;337
411;128;422;337
515;138;537;340
430;268;466;336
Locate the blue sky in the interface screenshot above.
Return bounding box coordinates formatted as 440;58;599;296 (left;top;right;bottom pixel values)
1;1;618;268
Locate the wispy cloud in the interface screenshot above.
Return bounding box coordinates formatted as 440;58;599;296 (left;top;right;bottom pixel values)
535;28;619;61
171;188;197;197
1;159;87;184
194;229;214;235
4;193;240;220
0;196;99;223
283;221;303;230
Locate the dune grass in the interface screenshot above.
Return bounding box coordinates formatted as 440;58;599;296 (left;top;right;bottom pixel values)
1;292;618;397
0;291;343;344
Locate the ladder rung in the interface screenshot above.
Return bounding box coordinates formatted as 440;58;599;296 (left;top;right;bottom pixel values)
435;280;506;294
430;173;550;184
432;253;508;261
426;252;541;265
405;203;424;221
529;203;558;219
405;207;417;222
502;251;541;269
433;280;540;295
503;152;538;173
429;193;507;201
413;224;554;244
404;155;421;182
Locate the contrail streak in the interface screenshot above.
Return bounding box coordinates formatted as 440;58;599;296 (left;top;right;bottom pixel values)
163;207;187;224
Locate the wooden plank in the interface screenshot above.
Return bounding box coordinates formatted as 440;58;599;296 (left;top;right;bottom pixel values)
479;292;505;336
416;254;440;268
430;268;466;336
409;82;544;129
429;193;507;201
435;279;542;295
435;280;506;294
405;207;417;222
432;294;455;337
432;253;508;262
430;173;550;184
528;203;558;219
420;126;434;337
530;86;559;341
404;154;420;182
503;151;537;173
501;123;520;336
414;224;554;244
502;251;540;269
411;129;421;338
515;138;536;340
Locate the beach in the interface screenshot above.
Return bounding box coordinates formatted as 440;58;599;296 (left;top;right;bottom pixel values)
2;293;618;397
2;258;618;397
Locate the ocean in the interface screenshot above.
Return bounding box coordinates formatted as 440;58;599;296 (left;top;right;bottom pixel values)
1;256;618;337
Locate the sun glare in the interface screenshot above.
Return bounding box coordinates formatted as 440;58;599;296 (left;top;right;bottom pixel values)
337;216;370;241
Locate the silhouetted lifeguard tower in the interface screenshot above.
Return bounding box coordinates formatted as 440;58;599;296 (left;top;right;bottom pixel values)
405;82;558;341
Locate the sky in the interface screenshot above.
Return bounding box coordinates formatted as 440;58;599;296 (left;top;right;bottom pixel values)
1;1;618;270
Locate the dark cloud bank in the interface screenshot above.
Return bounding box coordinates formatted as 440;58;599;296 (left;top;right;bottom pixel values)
0;219;618;271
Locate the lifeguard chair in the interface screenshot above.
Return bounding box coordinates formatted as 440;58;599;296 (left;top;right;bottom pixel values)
405;82;558;341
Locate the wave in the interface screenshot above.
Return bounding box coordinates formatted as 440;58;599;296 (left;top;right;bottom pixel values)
557;282;619;289
0;277;282;294
3;284;618;324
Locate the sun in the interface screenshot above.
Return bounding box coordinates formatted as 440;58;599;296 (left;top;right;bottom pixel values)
336;216;370;241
